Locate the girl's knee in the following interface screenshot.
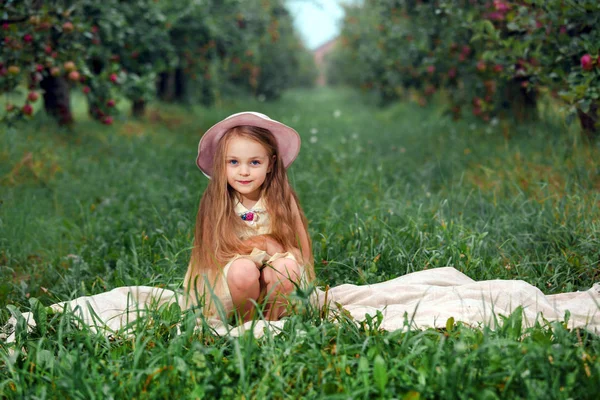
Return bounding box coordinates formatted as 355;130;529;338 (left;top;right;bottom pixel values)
228;259;260;296
264;259;301;292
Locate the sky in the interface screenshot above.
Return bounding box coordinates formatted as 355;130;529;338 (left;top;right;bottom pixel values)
287;0;348;50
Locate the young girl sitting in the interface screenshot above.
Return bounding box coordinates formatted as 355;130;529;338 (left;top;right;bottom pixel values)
184;112;314;323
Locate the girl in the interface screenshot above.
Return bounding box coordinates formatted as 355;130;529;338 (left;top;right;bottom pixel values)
184;111;314;322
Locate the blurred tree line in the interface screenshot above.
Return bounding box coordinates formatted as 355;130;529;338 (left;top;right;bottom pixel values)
328;0;600;140
1;0;317;125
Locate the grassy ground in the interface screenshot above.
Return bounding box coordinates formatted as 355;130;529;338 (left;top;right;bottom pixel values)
1;87;599;398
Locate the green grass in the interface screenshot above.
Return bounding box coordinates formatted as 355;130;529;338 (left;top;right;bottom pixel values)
1;87;599;398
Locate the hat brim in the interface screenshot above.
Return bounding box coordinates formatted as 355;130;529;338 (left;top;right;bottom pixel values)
196;112;301;178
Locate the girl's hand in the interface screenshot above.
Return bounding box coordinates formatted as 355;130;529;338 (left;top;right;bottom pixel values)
264;235;284;255
242;235;284;255
242;235;268;251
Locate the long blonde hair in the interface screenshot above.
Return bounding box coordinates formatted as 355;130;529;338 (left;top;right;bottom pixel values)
184;125;313;316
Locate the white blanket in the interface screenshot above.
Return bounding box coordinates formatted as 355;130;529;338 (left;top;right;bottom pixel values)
4;267;600;342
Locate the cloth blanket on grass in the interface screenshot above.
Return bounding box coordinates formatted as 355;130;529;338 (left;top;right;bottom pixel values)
3;267;600;343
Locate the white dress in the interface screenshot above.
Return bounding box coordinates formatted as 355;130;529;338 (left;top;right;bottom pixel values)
217;198;303;313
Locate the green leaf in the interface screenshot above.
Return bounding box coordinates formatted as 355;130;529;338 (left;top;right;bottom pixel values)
446;316;455;332
30;297;48;335
579;99;591;113
482;20;496;35
373;355;388;394
507;22;520;31
6;304;28;343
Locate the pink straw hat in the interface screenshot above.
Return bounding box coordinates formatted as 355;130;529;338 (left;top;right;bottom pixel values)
196;111;301;178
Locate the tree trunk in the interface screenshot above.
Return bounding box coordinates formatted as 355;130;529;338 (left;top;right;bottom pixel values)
39;75;74;125
503;78;538;122
132;99;146;118
157;69;186;102
174;68;186;101
577;102;598;142
157;71;173;101
87;56;105;121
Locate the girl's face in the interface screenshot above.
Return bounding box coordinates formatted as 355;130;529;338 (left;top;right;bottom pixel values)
225;136;272;202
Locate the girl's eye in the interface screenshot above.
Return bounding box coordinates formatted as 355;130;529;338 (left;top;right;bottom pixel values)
228;160;238;165
250;160;261;166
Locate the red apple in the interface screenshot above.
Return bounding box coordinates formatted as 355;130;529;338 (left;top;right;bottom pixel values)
493;64;503;73
2;23;9;31
68;70;80;81
424;85;436;96
44;45;52;54
426;65;435;74
28;92;39;102
581;54;593;71
35;64;44;72
23;34;33;43
64;61;76;72
62;22;74;33
102;116;113;125
0;67;7;76
106;99;116;107
493;1;509;12
476;60;486;72
109;73;118;83
22;104;33;116
37;22;51;31
82;86;91;94
50;67;61;76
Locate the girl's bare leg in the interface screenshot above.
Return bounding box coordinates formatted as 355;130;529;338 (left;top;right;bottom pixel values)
260;258;301;320
227;258;261;322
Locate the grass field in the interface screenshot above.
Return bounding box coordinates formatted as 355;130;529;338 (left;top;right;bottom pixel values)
1;87;599;398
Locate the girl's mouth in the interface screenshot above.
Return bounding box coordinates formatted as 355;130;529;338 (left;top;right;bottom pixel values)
238;180;252;185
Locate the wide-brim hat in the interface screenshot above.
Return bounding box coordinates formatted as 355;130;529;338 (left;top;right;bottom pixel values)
196;111;301;178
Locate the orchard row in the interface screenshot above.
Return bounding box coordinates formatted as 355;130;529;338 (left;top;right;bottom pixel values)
1;0;316;125
329;0;600;139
